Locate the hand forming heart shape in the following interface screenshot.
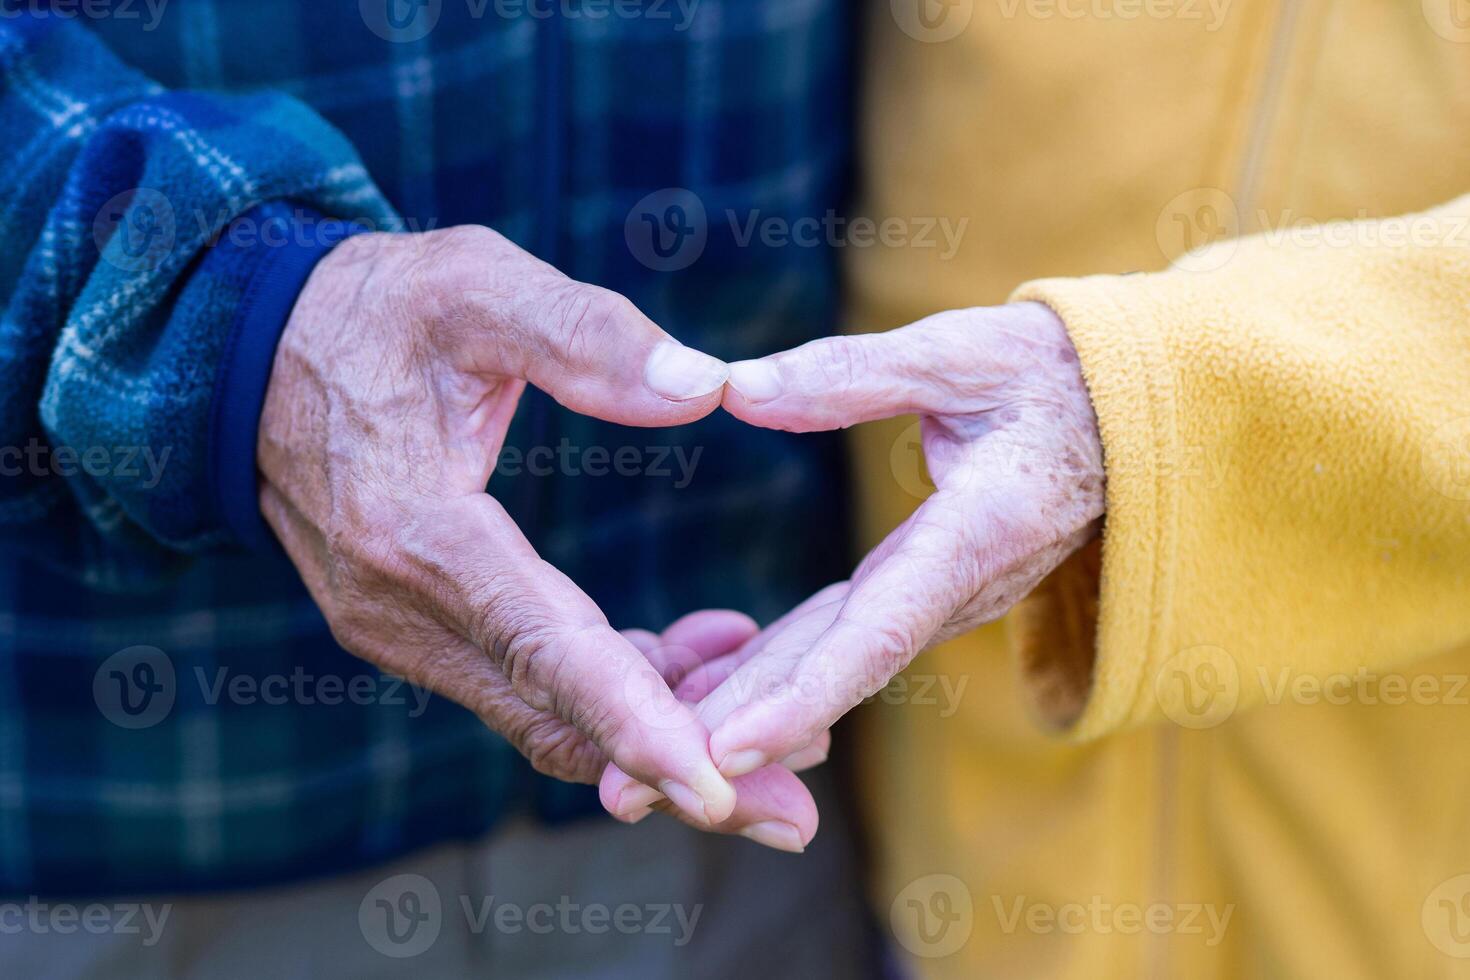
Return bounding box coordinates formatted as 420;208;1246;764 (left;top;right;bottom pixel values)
601;301;1105;848
260;224;1104;851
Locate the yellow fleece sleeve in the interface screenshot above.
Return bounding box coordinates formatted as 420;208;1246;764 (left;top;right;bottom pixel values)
1008;193;1470;740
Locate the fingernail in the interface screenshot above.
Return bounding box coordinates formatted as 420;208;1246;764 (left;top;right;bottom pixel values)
717;748;767;778
645;341;729;401
619;806;654;825
726;360;783;403
739;821;806;854
659;774;736;827
696;771;737;823
658;780;710;825
615;783;664;816
781;746;828;770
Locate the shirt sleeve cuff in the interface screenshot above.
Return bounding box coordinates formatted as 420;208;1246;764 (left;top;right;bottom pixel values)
208;206;369;551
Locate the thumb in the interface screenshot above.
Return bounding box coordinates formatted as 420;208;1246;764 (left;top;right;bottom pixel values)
472;272;728;427
721;315;963;432
437;226;728;426
535;283;729;426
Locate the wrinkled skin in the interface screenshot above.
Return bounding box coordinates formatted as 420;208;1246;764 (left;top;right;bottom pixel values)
258;225;749;827
601;301;1106;834
264;232;1103;849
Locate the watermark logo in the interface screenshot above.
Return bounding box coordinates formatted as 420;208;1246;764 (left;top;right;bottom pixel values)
890;420;937;499
891;0;975;42
1424;874;1470;957
1154;645;1239;729
1425;417;1470;502
361;874;443;958
1155;187;1239;272
92;646;176;730
621;646;701;731
625;188;708;272
1424;0;1470;43
890;873;974;958
360;0;442;41
94;188;176;274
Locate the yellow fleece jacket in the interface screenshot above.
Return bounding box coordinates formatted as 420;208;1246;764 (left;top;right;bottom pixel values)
850;1;1470;977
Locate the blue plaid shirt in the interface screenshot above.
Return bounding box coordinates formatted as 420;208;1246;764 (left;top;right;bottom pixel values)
0;0;851;895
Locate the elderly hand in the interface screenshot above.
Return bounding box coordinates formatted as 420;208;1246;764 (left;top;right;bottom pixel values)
257;226;739;826
615;302;1104;818
601;610;825;853
704;301;1105;777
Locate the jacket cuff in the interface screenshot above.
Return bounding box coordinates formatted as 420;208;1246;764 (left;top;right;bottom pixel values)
1007;273;1178;741
208;206;367;551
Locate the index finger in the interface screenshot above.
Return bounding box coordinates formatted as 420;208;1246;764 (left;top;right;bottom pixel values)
407;493;737;826
707;497;977;777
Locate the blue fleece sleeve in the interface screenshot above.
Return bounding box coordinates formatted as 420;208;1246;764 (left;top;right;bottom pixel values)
206;207;368;552
0;17;397;590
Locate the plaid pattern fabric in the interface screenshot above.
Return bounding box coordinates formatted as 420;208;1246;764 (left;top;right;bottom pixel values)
0;0;851;894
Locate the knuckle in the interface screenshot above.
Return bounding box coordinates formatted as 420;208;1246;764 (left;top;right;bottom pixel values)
456;565;608;712
388;226;505;327
547;284;639;354
480;615;601;720
802;337;871;394
513;716;606;784
475;608;559;703
424;223;503;257
447;224;500;249
851;619;918;694
545;629;647;749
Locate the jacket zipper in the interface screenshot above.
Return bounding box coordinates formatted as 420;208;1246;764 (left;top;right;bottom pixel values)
1233;0;1304;229
1148;3;1302;975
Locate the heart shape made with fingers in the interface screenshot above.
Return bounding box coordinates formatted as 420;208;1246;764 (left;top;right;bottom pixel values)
598;300;1106;850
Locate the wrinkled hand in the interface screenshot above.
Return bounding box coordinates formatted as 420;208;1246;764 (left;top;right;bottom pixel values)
685;302;1105;784
258;226;740;826
600;610;826;853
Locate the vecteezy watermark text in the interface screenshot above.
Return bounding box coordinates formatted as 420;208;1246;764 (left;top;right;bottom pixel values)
0;898;171;947
359;0;701;43
994;0;1232;30
495;439;702;489
0;0;169;30
726;210;969;260
358;874;701;958
625;188;970;272
94;646;434;730
991;895;1234;946
0;439;170;490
